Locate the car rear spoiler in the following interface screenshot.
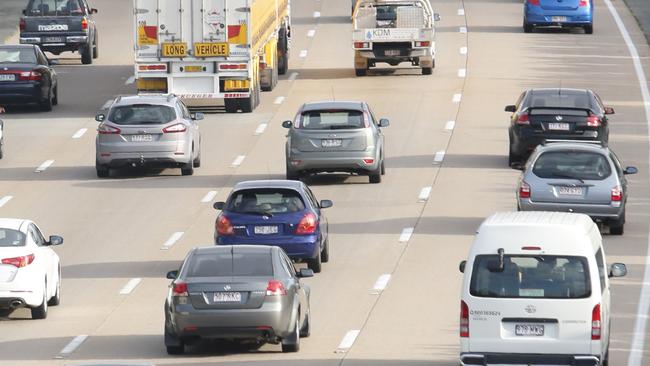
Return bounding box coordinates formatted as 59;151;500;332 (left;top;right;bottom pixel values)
541;139;607;147
525;106;595;115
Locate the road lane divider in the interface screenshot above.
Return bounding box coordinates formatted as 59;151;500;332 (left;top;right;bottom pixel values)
445;120;456;131
72;128;88;139
336;330;360;352
119;278;142;295
434;150;446;163
307;29;316;38
35;160;54;173
460;46;467;55
0;196;13;208
288;72;299;82
299;50;308;58
459;26;467;33
399;227;414;243
452;93;462;103
458;68;466;78
201;190;218;203
161;231;184;250
274;96;285;105
231;155;246;167
418;187;432;202
457;8;465;16
255;123;268;135
372;274;391;293
55;335;88;358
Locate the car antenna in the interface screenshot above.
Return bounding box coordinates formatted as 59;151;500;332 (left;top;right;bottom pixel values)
498;248;505;271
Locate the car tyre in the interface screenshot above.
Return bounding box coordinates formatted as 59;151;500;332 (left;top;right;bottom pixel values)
40;90;53;112
281;317;300;352
380;159;386;175
369;167;382;184
508;145;521;167
31;282;48;319
355;68;367;77
584;24;593;34
524;22;533;33
181;162;194;176
96;163;109;178
47;269;61;306
321;237;329;263
224;98;238;113
0;309;13;317
299;308;311;338
286;163;300;180
422;66;432;75
610;213;625;235
193;150;201;168
93;34;99;59
307;249;322;273
52;86;58;106
81;44;93;65
0;137;4;160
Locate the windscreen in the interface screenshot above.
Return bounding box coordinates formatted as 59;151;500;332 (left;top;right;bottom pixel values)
26;0;84;16
108;104;176;125
528;91;592;109
186;252;273;277
0;49;37;64
533;151;612;180
299;110;364;130
0;229;27;247
470;255;591;299
227;188;306;214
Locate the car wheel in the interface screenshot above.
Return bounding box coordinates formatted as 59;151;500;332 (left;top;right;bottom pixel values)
299;308;311;338
193;150;201;168
523;21;533;33
31;282;48;319
93;34;99;59
0;137;4;160
281;317;300;352
307;250;322;273
165;327;185;355
584;24;593;34
181;162;194;176
610;220;624;235
96;162;109;178
286;163;300;180
321;237;329;263
52;86;58;106
380;159;386;175
369;168;382;184
81;44;93;65
39;89;53;112
47;268;61;306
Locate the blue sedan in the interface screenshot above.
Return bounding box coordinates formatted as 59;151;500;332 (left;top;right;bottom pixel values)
214;180;332;273
524;0;593;34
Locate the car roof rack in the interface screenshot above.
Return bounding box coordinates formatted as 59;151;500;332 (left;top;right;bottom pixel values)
541;139;607;147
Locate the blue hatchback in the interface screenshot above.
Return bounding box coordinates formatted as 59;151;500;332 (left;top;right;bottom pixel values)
214;180;332;273
524;0;593;34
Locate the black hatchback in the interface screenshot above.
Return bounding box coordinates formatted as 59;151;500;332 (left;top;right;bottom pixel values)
506;88;614;166
0;45;58;111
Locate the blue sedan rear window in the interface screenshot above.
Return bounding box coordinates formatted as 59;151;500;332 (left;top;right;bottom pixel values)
227;189;306;214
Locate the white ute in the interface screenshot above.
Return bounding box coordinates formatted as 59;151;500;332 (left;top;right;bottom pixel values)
459;211;627;365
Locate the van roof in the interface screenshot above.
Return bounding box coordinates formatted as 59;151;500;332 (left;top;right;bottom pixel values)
471;211;600;256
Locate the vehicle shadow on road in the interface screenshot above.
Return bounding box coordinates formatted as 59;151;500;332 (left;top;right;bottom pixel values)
331;216;484;236
292;15;351;25
385;153;507;169
62;260;182;279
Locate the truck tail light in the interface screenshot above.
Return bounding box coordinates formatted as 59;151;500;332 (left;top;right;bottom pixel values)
81;17;88;30
97;124;121;135
414;41;430;47
591;303;601;340
460;300;469;337
19;19;25;31
296;213;317;234
138;64;168;72
1;254;35;268
519;181;531;199
219;63;247;70
354;42;369;49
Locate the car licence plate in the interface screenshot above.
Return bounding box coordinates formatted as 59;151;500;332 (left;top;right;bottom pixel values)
515;324;544;336
183;65;204;72
558;186;583;195
552;16;568;22
384;49;401;56
0;74;16;82
43;36;64;43
321;139;342;148
548;122;570;131
131;134;153;142
254;225;278;235
213;291;242;303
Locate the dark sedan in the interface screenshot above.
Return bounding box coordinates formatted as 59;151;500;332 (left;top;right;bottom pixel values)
506;88;613;166
0;45;58;111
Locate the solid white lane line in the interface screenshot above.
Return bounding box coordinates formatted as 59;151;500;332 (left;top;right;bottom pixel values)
161;232;184;250
460;46;468;55
72;128;88;139
458;68;466;78
119;278;142;295
399;227;414;243
313;11;321;18
288;72;299;81
373;274;391;292
459;26;467;33
452;93;462;103
418;187;432;202
125;75;135;85
274;96;285;105
201;190;218;203
445;120;456;131
254;123;268;135
58;335;88;356
603;1;650;364
35;160;54;173
458;8;465;16
231;155;246;167
0;196;13;208
307;29;316;38
299;50;308;58
434;150;446;163
336;330;360;351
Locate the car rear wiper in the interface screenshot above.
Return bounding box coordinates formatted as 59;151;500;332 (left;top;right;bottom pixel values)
328;125;358;130
549;173;584;183
240;210;274;217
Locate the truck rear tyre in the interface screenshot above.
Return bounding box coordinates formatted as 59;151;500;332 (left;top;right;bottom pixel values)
225;99;238;113
240;84;260;113
422;67;432;75
355;68;367;77
81;45;93;65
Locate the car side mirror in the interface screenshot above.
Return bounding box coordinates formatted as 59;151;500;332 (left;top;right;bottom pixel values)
95;114;105;122
213;201;225;210
624;166;638;175
511;162;525;171
319;199;333;209
504;105;517;113
48;59;59;66
282;120;292;129
434;13;441;22
608;263;627;278
379;118;390;128
604;107;615;115
459;260;466;273
191;112;204;121
91;8;98;14
166;270;178;280
48;235;63;246
298;268;314;278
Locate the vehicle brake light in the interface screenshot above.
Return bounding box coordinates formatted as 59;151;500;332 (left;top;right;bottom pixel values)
1;254;35;268
586;115;601;127
363;159;374;164
415;41;430;48
266;280;287;296
162;123;187;133
460;300;469;337
172;282;188;297
354;42;369;49
19;19;25;31
296;213;317;235
216;215;234;235
579;0;589;6
219;63;247;70
18;71;42;81
519;181;531;199
611;186;622;202
522;246;542;251
81;17;88;30
591;303;601;340
138;64;168;72
516;113;530;125
97;124;121;134
528;0;541;5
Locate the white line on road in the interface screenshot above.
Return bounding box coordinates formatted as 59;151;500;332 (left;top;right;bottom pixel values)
336;330;360;352
445;120;456;131
161;231;184;250
119;278;142;295
458;68;466;78
58;335;88;357
299;50;308;58
0;196;13;208
418;187;432;202
460;46;468;55
254;123;268;135
288;72;299;81
313;11;321;18
35;160;54;173
458;8;465;16
373;274;391;292
604;1;650;364
307;29;316;37
452;93;462;103
459;26;467;33
434;150;446;163
201;190;218;203
231;155;246;167
399;227;414;243
72;128;88;139
274;96;285;104
125;75;135;85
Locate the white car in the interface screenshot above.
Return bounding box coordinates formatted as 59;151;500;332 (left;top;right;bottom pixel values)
0;219;63;319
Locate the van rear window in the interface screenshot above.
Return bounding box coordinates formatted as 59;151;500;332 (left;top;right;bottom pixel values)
470;255;591;299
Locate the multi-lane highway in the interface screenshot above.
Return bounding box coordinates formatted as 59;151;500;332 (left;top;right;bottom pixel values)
1;0;650;365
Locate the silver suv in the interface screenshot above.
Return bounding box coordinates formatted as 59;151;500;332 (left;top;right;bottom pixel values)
95;94;202;177
516;141;637;235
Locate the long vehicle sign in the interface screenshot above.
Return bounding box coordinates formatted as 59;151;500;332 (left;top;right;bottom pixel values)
161;43;188;57
194;42;229;57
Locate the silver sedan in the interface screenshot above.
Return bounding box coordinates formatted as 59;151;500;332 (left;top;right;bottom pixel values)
164;245;313;354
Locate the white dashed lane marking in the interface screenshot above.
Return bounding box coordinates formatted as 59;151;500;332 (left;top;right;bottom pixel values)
313;11;321;18
458;8;465;16
255;123;268;135
418;187;432;202
288;72;299;81
434;150;446;163
201;190;218;203
460;46;467;55
274;96;285;105
231;155;246;167
307;29;316;38
0;196;13;208
399;227;414;243
445;120;456;131
35;160;54;173
299;50;308;58
56;335;88;358
72;128;87;139
452;93;462;103
119;278;142;295
336;330;360;352
458;68;466;78
125;75;135;85
161;232;184;250
373;274;391;292
460;26;467;33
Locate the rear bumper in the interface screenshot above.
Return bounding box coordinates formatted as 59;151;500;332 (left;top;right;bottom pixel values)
518;199;623;221
525;7;593;25
460;352;599;365
288;150;380;174
0;290;41;308
20;32;90;52
96;144;191;167
215;235;320;259
510;127;606;156
0;83;44;104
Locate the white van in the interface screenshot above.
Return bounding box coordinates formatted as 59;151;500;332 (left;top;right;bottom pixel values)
459;211;627;366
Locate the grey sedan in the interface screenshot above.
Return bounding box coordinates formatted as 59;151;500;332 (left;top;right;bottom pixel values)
283;101;389;183
516;141;637;235
95;94;202;177
164;245;313;354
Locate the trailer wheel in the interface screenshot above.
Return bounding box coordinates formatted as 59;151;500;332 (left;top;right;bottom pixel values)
225;99;238;113
278;26;289;75
240;82;260;113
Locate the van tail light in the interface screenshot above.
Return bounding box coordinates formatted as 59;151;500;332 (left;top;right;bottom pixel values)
296;213;317;234
586;115;601;127
528;0;540;4
266;280;287;296
460;300;470;337
18;71;42;81
97;124;121;135
81;17;88;30
579;0;589;7
519;181;531;199
611;186;622;202
1;254;35;268
516;113;530;125
19;19;25;31
162;123;187;133
216;215;234;235
591;303;601;340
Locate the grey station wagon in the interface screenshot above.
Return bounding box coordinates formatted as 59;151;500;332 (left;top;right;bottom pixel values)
516;141;637;235
283;101;389;183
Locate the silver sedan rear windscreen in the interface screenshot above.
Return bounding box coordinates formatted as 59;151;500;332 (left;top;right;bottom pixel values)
533;151;612;181
186;252;274;278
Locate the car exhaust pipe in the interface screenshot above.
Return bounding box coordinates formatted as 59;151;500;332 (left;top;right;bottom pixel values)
9;299;24;308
